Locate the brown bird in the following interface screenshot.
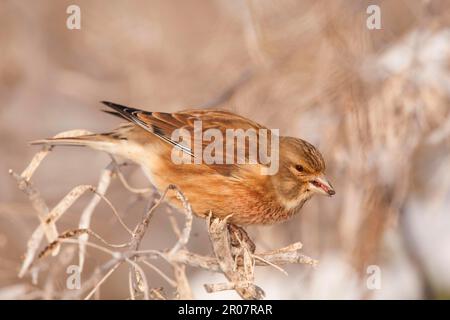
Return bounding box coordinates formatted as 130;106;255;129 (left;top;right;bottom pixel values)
32;101;335;225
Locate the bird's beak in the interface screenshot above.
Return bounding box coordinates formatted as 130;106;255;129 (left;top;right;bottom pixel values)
309;174;335;197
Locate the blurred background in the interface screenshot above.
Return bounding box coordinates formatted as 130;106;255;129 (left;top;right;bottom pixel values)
1;0;450;299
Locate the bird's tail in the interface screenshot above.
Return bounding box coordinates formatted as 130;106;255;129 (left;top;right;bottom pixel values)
30;134;117;153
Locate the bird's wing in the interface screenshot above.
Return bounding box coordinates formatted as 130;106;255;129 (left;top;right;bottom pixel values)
102;101;274;178
102;101;194;155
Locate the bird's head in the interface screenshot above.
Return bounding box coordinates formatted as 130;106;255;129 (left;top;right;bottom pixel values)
273;137;335;210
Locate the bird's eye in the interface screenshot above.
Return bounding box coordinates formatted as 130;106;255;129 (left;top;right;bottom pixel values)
295;165;304;172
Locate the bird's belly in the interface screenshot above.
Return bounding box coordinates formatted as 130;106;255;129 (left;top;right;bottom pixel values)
136;150;299;225
142;168;296;225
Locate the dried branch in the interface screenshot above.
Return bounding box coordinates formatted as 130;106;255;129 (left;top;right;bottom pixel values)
12;130;94;277
79;162;114;272
84;261;122;300
173;264;193;299
207;214;264;300
9;171;59;254
112;160;154;194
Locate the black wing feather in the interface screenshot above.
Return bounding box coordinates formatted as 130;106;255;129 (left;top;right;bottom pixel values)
101;101;194;156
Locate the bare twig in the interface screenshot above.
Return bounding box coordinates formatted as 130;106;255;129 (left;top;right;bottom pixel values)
84;262;122;300
112;160;154;194
79;162;114;272
168;185;193;256
173;264;193;299
9;171;59;254
206;214;264;300
141;260;177;287
12;130;94;276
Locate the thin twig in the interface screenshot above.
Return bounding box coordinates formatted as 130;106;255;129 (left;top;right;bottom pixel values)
84;262;122;300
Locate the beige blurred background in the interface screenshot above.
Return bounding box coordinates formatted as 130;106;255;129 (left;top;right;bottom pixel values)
1;0;450;299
